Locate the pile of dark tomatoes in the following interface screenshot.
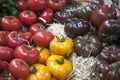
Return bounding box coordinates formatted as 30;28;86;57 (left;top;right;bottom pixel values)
0;0;120;80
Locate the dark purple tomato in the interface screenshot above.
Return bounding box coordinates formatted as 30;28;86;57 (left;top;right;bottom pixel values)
65;17;90;38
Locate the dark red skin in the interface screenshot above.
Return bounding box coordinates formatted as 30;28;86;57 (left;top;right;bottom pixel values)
1;16;21;31
38;8;53;25
0;69;17;80
27;0;47;12
0;60;8;72
6;31;26;49
8;58;29;78
20;31;32;42
0;46;14;62
14;45;39;65
98;45;120;64
98;19;120;43
65;18;90;38
17;0;28;11
0;18;2;30
0;31;9;46
18;10;37;26
0;76;5;80
33;31;54;48
29;23;45;34
90;5;117;28
47;0;67;11
19;26;32;41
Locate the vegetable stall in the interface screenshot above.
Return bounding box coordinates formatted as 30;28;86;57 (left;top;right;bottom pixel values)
0;0;120;80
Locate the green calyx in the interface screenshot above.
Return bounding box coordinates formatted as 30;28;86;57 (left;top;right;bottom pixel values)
24;45;32;50
56;35;66;42
14;33;20;41
57;57;64;65
30;66;37;74
52;0;59;3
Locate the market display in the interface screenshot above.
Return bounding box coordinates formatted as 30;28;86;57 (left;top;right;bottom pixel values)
0;0;120;80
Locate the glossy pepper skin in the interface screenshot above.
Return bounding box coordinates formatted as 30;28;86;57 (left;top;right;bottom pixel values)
74;34;102;57
98;19;120;44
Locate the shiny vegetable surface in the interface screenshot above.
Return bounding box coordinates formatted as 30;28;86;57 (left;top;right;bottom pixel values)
74;34;102;57
95;60;120;80
50;35;74;56
98;44;120;64
98;19;120;44
25;63;51;80
65;17;90;38
46;55;72;80
36;47;51;64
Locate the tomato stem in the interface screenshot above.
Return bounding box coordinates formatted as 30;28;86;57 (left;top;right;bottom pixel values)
117;63;120;69
24;45;32;50
30;66;37;74
19;26;27;32
20;61;27;66
86;39;91;44
8;16;14;20
108;46;113;51
52;0;59;3
26;10;31;14
2;70;9;78
109;34;118;41
56;35;66;42
14;33;20;41
57;57;64;65
37;23;45;31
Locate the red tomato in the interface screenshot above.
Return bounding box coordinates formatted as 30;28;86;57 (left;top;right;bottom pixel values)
29;23;45;34
47;0;67;11
0;18;2;30
9;58;29;78
20;31;32;42
6;31;26;49
19;26;32;41
18;10;37;26
1;16;21;31
17;0;28;11
0;46;14;62
38;8;53;24
0;31;9;46
14;45;39;65
0;76;5;80
0;60;8;72
27;0;47;12
33;31;54;48
0;69;17;80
